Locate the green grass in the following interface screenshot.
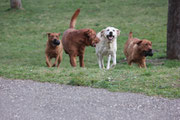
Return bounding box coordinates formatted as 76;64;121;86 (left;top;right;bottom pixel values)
0;0;180;98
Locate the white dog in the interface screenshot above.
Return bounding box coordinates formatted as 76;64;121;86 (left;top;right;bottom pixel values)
96;27;120;69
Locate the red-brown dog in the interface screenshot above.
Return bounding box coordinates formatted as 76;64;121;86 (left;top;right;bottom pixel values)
45;32;63;67
124;32;153;68
62;9;100;67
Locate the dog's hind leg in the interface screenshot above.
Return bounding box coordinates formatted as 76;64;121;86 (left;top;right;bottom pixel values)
97;54;104;69
101;57;105;69
107;55;111;69
70;55;77;67
97;55;102;69
79;54;85;67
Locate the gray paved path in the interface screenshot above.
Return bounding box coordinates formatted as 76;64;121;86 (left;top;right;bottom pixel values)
0;77;180;120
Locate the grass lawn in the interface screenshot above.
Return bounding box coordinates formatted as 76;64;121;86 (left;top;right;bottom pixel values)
0;0;180;98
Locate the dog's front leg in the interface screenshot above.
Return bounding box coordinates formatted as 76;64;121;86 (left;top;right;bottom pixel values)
46;55;52;67
57;54;62;68
139;59;147;68
137;60;146;68
111;53;116;68
127;57;132;66
107;55;111;70
53;55;60;67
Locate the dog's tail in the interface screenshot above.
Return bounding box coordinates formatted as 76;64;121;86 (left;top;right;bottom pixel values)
129;32;133;39
69;9;80;29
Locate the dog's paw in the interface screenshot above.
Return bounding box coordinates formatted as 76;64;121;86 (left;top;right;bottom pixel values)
52;64;56;67
100;67;105;70
110;64;116;68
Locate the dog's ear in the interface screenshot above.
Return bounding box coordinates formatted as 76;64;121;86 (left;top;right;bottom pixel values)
58;33;61;36
84;30;92;45
116;29;121;36
46;32;51;37
135;40;142;45
84;30;92;38
100;29;105;37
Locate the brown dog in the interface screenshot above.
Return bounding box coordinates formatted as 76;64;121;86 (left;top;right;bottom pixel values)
45;32;63;67
124;32;153;68
62;9;100;67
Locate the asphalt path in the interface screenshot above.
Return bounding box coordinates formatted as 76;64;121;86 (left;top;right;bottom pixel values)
0;77;180;120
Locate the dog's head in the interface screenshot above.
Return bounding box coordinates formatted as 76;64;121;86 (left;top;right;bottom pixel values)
47;32;61;46
135;39;153;57
84;29;100;47
101;27;120;43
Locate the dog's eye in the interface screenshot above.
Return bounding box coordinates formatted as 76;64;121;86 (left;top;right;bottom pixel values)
145;44;148;46
113;30;115;32
107;29;109;31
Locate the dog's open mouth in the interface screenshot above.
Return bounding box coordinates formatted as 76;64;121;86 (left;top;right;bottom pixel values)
106;35;114;41
53;40;60;46
143;50;153;57
91;43;96;47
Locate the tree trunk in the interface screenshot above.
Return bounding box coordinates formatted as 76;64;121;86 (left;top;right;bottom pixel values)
167;0;180;60
10;0;23;9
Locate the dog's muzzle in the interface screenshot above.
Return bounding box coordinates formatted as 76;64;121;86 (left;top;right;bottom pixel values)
106;32;114;41
144;49;153;57
53;39;60;45
91;43;96;47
